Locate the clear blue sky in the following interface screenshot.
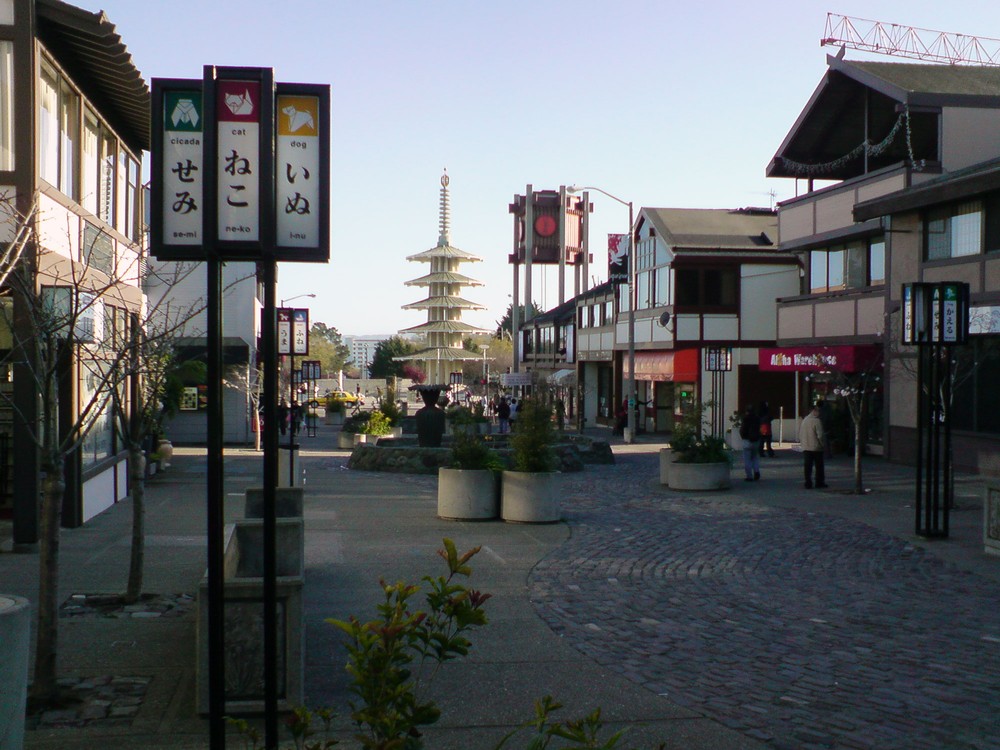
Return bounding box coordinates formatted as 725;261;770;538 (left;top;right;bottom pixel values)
93;0;999;336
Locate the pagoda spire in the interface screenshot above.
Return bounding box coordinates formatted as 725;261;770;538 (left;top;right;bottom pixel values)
438;169;451;246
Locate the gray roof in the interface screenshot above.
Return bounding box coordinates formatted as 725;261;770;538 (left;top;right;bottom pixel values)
641;208;777;251
768;54;1000;180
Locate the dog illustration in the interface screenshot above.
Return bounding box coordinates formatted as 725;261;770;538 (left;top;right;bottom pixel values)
282;105;315;133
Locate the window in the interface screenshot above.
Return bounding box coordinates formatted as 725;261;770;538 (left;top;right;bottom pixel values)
925;200;982;260
59;80;79;200
0;42;13;170
82;222;114;275
39;63;59;185
99;130;115;223
674;267;738;309
810;237;886;293
654;266;669;307
81;110;99;215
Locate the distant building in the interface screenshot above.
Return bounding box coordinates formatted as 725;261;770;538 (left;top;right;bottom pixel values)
345;335;390;376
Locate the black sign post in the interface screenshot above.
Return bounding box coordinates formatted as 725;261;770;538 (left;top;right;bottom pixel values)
152;65;329;750
704;347;732;437
902;282;970;538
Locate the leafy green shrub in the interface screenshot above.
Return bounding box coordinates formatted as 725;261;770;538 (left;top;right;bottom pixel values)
328;539;491;749
670;400;733;464
449;431;504;472
342;413;368;434
362;411;392;436
510;398;558;473
378;398;402;427
446;404;476;426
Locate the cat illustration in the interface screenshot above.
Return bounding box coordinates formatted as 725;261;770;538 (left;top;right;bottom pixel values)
224;89;253;116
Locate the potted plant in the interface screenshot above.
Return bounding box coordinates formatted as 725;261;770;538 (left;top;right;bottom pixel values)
325;397;346;426
472;400;491;434
437;432;504;520
501;398;561;523
379;399;403;438
667;401;733;491
339;412;368;449
446;404;476;436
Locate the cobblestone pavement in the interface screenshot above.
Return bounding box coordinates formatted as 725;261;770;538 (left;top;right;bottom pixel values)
529;453;1000;750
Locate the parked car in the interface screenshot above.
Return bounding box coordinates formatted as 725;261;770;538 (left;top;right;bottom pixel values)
326;390;360;407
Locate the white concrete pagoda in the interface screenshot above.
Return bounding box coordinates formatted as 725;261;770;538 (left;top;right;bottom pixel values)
397;171;487;384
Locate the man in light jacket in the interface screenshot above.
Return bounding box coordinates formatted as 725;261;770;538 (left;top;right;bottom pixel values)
800;404;828;489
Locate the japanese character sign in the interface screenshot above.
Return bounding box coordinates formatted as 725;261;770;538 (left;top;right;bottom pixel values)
161;90;203;246
216;80;262;243
276;95;321;248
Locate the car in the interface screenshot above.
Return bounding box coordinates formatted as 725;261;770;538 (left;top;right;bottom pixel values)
326;390;360;406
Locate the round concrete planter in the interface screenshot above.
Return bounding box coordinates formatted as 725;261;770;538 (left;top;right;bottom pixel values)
337;432;355;450
659;448;679;485
668;461;732;491
437;468;498;520
501;471;561;523
0;595;30;750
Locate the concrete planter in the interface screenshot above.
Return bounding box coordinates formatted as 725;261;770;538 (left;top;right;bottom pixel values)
337;431;355;450
659;448;679;485
0;595;29;750
325;410;345;426
668;461;732;491
501;471;561;523
437;468;498;520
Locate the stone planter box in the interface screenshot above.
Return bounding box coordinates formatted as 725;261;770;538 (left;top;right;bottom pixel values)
0;595;29;750
437;468;498;520
659;448;678;485
197;519;304;715
501;471;561;523
325;410;345;426
337;432;356;450
668;461;732;491
278;445;301;488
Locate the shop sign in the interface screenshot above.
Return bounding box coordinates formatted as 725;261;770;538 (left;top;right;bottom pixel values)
758;345;881;373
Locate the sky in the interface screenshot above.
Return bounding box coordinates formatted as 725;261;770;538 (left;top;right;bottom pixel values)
91;0;1000;337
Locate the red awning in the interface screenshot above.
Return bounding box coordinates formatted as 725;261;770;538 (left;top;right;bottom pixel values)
623;349;699;382
758;345;882;373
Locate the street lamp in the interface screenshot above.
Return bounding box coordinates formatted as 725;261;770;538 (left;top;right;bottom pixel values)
280;293;316;307
481;344;490;390
567;185;636;444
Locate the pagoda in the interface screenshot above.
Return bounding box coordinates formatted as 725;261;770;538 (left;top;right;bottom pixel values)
397;171;487;384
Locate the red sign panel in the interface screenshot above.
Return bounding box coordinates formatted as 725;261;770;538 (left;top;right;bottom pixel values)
758;345;881;373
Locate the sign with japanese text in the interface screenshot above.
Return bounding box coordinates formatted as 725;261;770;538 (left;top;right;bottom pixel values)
276;94;320;247
292;308;309;355
277;308;292;355
301;360;321;380
901;282;969;346
160;89;203;245
216;79;262;243
150;68;329;262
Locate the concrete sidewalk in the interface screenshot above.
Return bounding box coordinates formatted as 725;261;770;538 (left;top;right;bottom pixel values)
1;426;997;749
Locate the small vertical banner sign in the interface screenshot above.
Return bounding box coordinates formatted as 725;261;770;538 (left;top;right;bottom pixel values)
216;79;262;243
276;94;320;247
608;233;628;284
277;308;292;355
292;309;309;355
901;282;969;346
161;89;203;246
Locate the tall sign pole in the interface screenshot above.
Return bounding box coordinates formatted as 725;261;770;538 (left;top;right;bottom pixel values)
152;67;329;750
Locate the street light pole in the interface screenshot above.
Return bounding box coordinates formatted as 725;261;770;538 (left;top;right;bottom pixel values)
567;186;636;444
482;344;490;394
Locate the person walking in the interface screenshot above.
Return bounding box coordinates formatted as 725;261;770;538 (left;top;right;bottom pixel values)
739;403;761;481
497;397;511;434
509;398;519;429
759;400;775;457
801;403;828;489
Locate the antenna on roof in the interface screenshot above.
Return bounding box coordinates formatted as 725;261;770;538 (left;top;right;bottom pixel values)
821;13;1000;65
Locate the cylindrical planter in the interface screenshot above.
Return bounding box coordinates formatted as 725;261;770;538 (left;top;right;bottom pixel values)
156;439;174;468
659;448;679;485
353;433;368;446
437;468;498;520
0;595;30;750
390;426;403;439
501;471;561;523
668;461;732;491
337;431;355;449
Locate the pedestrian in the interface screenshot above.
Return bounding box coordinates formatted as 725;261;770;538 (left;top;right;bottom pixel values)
497;397;511;434
277;399;289;436
555;398;565;431
739;403;761;481
759;400;775;457
508;398;518;428
614;400;627;436
801;403;828;489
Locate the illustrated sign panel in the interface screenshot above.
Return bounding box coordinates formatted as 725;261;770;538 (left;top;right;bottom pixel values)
277;308;292;355
216;79;262;243
901;282;969;346
292;308;309;355
608;233;628;284
161;89;204;245
150;68;330;262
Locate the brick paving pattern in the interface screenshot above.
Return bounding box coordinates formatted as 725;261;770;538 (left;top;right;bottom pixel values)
530;454;1000;750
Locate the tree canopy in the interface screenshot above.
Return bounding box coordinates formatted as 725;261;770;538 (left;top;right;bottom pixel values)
307;322;351;376
369;336;419;378
495;302;542;338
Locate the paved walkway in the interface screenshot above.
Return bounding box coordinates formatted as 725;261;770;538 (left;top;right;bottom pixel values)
1;429;998;749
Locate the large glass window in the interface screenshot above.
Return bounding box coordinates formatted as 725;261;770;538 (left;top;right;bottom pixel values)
59;80;79;200
39;63;59;185
0;42;13;171
926;200;982;260
951;337;1000;435
81;110;99;215
675;267;738;309
810;237;886;294
99;130;115;223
